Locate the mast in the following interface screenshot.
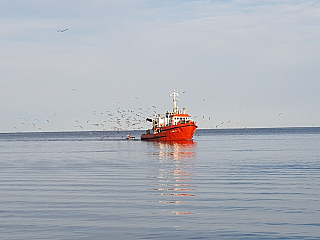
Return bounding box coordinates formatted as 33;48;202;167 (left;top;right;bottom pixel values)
170;89;179;113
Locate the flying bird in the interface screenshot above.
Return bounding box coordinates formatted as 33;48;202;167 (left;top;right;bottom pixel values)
57;29;68;32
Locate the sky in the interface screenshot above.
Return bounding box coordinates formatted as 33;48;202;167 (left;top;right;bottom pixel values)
1;0;320;132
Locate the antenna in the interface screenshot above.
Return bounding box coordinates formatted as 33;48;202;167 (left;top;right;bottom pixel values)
170;89;179;113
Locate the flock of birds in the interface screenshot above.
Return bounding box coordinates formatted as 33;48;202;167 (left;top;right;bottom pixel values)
6;93;289;133
11;105;157;132
72;105;158;131
10;100;286;133
8;92;208;132
4;83;288;132
9;90;165;132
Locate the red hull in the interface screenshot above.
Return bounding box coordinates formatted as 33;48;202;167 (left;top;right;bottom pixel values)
141;123;197;141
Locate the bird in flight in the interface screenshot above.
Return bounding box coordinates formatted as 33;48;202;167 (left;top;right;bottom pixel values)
57;29;68;32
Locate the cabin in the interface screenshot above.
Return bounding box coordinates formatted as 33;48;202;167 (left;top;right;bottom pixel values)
152;109;192;129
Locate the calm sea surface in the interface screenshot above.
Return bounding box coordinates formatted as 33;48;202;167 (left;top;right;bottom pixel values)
0;128;320;239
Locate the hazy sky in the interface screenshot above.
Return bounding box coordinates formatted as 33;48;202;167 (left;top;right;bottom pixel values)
1;0;320;132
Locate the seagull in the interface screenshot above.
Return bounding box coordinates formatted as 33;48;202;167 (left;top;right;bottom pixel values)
57;29;68;32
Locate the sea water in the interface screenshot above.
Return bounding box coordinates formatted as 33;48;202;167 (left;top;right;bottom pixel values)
0;128;319;239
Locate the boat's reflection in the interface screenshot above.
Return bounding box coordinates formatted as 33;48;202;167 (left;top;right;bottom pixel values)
149;140;196;218
151;140;196;160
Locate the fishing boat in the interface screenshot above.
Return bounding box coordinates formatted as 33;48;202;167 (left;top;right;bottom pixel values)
141;89;197;141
